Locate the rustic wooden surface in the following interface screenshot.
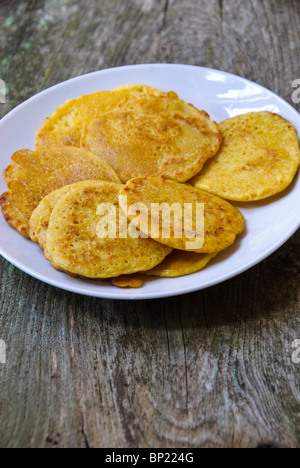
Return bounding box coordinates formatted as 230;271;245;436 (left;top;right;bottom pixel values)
0;0;299;449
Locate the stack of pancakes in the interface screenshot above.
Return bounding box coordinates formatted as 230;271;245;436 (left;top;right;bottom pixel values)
1;85;299;286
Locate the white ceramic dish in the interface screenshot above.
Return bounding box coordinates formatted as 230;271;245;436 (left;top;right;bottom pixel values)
0;64;299;300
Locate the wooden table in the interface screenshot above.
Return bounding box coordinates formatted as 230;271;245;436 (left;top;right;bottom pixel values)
0;0;299;449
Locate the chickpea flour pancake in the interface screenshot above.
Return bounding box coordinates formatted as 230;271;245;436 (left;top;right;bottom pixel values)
81;87;222;183
29;181;104;250
45;181;172;279
0;146;120;238
35;84;157;148
145;250;218;277
119;177;245;254
191;112;300;201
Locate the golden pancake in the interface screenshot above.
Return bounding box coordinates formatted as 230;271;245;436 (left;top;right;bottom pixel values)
81;88;222;183
145;250;217;277
29;181;101;250
45;181;172;279
112;276;143;288
190;112;300;201
35;85;162;148
0;146;120;238
119;177;244;253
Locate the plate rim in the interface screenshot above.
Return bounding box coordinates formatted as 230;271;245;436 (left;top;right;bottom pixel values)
0;63;299;300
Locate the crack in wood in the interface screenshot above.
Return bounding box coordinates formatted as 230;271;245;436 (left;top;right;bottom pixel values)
82;422;90;449
219;0;223;16
179;310;189;413
161;0;170;31
201;291;209;334
164;307;171;362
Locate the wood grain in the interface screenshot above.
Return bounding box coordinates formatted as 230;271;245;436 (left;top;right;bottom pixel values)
0;0;299;448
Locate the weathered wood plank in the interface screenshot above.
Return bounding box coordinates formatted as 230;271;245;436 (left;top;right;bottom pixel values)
0;0;299;448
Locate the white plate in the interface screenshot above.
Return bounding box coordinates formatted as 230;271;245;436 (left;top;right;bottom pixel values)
0;64;299;300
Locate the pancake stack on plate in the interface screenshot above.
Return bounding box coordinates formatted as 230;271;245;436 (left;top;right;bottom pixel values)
1;85;299;287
